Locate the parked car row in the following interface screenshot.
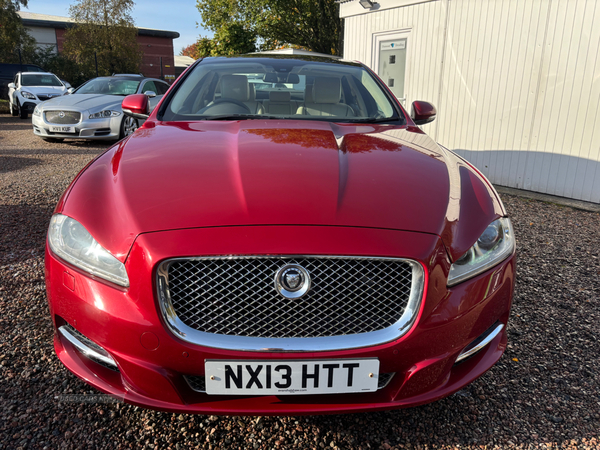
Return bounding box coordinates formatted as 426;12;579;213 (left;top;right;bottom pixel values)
4;70;169;141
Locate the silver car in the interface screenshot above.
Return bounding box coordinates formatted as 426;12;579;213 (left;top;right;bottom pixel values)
32;75;169;141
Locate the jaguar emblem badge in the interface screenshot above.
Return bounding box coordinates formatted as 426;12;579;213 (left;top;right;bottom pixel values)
274;264;311;299
58;111;65;118
285;273;301;289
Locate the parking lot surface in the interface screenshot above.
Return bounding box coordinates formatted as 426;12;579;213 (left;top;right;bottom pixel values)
1;114;599;449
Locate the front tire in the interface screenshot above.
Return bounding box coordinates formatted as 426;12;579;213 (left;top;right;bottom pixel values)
18;101;28;119
120;116;138;138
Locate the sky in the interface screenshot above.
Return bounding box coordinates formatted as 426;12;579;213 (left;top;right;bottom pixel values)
25;0;213;53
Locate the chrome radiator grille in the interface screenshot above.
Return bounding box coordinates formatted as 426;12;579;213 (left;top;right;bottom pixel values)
45;110;81;124
162;256;415;339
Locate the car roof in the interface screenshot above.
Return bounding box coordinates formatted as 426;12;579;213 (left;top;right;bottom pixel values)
20;72;57;76
200;54;363;67
93;76;165;82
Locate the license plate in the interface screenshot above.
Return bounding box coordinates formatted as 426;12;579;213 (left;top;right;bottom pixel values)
204;359;380;395
49;126;75;133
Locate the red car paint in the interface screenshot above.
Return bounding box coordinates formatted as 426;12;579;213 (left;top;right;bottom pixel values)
46;56;515;415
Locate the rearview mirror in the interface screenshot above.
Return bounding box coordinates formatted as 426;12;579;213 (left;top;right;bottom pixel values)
8;83;15;89
143;90;156;98
122;94;150;120
67;88;75;94
411;101;436;125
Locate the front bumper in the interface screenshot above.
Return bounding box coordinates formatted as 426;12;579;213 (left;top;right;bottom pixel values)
32;112;121;140
46;225;515;415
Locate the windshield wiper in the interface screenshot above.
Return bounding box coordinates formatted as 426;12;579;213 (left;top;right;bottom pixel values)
347;116;404;124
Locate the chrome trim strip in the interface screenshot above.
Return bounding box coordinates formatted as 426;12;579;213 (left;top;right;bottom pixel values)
157;255;425;352
455;323;504;363
58;325;118;369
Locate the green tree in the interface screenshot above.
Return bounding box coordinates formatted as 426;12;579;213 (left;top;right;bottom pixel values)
264;0;342;55
196;23;256;57
32;46;88;87
196;0;342;56
62;0;143;79
0;0;37;63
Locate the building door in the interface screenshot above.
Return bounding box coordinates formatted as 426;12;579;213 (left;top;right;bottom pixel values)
372;30;410;106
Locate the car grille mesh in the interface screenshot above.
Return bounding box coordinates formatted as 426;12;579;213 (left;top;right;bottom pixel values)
44;110;81;124
165;257;413;339
37;94;60;101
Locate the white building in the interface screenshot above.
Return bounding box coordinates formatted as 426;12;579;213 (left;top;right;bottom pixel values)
340;0;600;204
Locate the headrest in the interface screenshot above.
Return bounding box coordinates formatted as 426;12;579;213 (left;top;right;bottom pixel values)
269;91;291;102
313;77;341;104
221;75;250;101
286;73;300;84
304;84;313;103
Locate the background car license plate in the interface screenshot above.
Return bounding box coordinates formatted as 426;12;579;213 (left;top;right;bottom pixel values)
205;359;380;395
49;126;75;133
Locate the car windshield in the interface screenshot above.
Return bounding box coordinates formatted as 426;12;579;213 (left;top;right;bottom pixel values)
21;74;63;87
162;58;403;123
75;78;140;96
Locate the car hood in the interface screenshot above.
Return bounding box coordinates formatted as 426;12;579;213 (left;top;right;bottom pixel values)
22;86;66;94
61;120;504;262
40;94;122;111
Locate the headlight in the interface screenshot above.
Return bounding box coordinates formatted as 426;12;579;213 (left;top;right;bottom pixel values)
21;91;36;100
89;110;121;119
33;105;41;116
447;217;514;286
48;214;129;287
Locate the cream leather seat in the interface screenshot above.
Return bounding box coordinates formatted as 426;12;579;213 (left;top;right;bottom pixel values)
262;91;299;115
297;77;354;117
220;75;264;114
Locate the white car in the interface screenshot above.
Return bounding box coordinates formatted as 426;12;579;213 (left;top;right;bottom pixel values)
32;75;169;142
8;72;69;119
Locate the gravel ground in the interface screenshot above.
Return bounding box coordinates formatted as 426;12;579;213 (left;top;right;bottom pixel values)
1;113;599;449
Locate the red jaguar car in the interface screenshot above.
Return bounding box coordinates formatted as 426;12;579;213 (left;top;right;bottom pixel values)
45;55;515;415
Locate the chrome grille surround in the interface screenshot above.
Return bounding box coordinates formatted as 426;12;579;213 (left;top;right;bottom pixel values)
44;110;81;124
157;255;425;352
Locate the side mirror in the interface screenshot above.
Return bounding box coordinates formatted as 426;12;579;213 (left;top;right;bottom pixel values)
143;90;156;98
8;83;15;89
411;100;436;125
67;88;75;94
63;81;72;89
122;94;150;120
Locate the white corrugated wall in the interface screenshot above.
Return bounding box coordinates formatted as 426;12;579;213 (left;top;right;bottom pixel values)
341;0;600;203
